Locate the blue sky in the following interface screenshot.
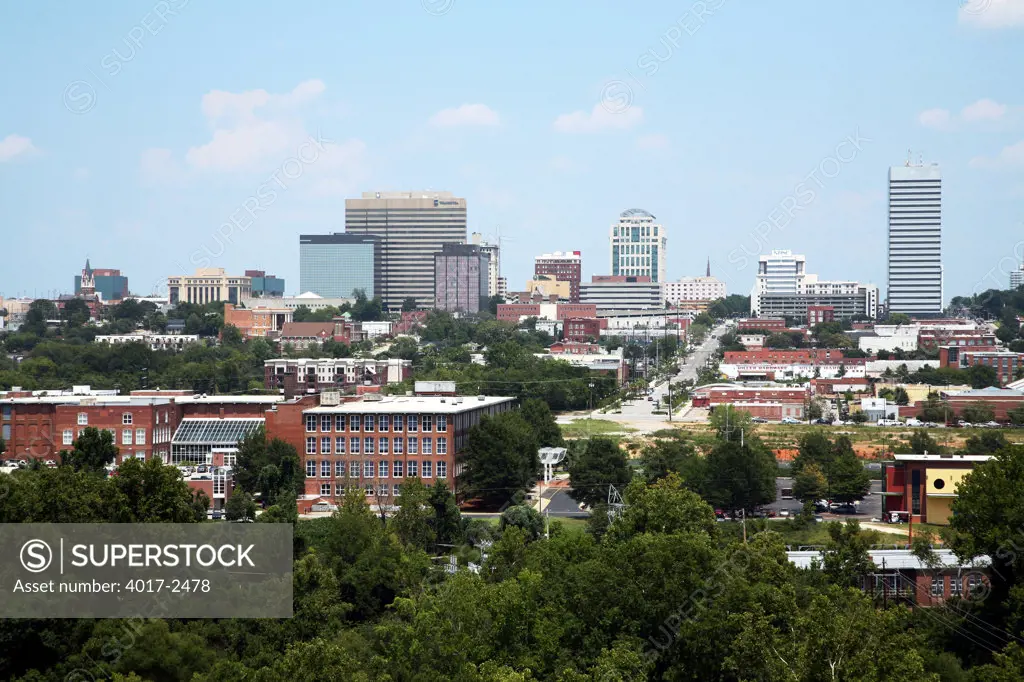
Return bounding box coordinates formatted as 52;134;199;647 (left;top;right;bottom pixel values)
2;0;1023;303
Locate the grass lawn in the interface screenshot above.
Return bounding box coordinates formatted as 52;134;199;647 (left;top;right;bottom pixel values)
560;419;637;438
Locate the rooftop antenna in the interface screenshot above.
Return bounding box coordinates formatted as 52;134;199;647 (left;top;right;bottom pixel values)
906;148;912;167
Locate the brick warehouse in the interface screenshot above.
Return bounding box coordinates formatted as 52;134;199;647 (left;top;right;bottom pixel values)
280;393;516;513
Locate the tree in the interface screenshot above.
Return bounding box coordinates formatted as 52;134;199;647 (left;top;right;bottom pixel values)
401;297;418;312
888;313;911;325
639;435;701;484
225;491;257;521
793;462;827;503
710;404;753;442
792;432;870;504
460;411;539;507
220;324;244;348
392;478;436;550
807;399;823;421
233;427;303;506
893;387;910;405
967;364;999;389
110;457;208;522
1008;406;1024;426
609;473;717;540
567;437;632;509
519;398;564;448
894;430;947;455
963;430;1009;455
822;520;875;588
60;298;92;328
60;426;118;473
961;402;996;424
499;505;544;541
700;439;776;515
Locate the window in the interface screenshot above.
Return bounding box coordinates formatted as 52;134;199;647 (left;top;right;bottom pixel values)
379;415;390;432
320;415;332;432
394;437;404;454
336;436;346;454
335;415;346;431
407;415;419;432
408;460;418;477
224;453;237;467
336;483;346;496
335;461;345;477
437;461;447;478
378;461;389;478
364;484;374;496
350;437;360;455
1;424;8;441
379;437;389;454
394;460;404;478
437;437;448;455
122;429;133;445
63;429;73;445
363;415;375;432
306;437;316;455
423;438;433;455
422;415;433;432
968;574;982;597
2;405;10;419
422;461;433;478
363;460;373;478
136;428;146;445
122;413;133;425
320;483;331;496
349;415;360;432
349;461;359;478
321;436;331;454
931;576;944;597
377;482;388;496
437;415;448;431
364;437;375;455
306;460;316;477
78;413;88;426
408;437;418;454
305;415;316;432
393;415;403;431
321;460;330;478
951;577;962;597
393;483;401;496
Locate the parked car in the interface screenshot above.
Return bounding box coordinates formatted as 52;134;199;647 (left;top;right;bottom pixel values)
210;510;223;520
813;418;831;425
781;417;801;425
984;421;1002;429
751;416;768;424
814;516;825;523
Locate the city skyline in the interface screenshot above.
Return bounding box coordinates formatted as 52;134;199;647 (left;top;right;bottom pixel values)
2;2;1023;303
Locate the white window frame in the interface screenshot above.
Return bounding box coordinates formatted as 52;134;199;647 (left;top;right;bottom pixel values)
393;483;401;496
437;461;447;479
135;428;146;445
394;460;404;478
122;413;133;425
321;436;331;454
408;460;418;477
336;436;346;454
63;429;73;445
408;437;418;454
350;437;360;454
363;460;373;478
306;460;316;477
335;415;345;431
349;461;360;478
320;415;332;432
423;438;433;455
305;415;317;432
363;415;375;432
349;415;360;432
422;461;433;478
122;429;133;445
379;415;390;432
407;415;419;432
422;415;433;432
378;461;389;478
306;437;316;455
394;437;404;454
437;437;448;455
437;415;448;431
78;412;88;426
321;460;330;478
364;437;375;455
335;461;345;477
320;482;331;496
379;437;389;455
931;576;943;597
393;415;403;431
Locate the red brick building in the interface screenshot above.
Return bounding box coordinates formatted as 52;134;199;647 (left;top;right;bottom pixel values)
738;318;786;331
278;320;365;349
496;303;597;322
264;358;412;398
283;394;516;512
564;317;605;342
723;349;846;364
811;377;871;395
918;329;996;352
939;347;1023;386
882;454;991;525
549;341;601;355
534;251;582;303
807;306;835;325
691;384;809;421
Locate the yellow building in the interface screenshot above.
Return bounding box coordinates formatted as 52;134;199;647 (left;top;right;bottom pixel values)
885;454;992;525
876;383;972;404
167;268;252;306
526;276;571;300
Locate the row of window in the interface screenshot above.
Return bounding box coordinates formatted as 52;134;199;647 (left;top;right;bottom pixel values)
305;414;448;434
930;574;983;597
319;482;406;497
64;428;146;446
76;411;171;427
304;458;448;479
305;435;448;456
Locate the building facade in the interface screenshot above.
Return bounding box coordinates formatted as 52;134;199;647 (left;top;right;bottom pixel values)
471;233;501;298
223;302;293;339
168;268;252;306
345;191;468;310
496;303;597;322
1011;264;1024;290
299;233;381;300
610;209;666;283
245;270;285;297
94;333;201;352
580;276;663;312
534;251;582;302
940;348;1023;386
75;260;129;301
751;251;878;320
434;244;489;313
662;276;726;307
883;454;988;525
264;358;411;398
888;163;943;316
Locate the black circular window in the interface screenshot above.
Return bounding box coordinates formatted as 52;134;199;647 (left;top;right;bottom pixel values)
934;478;945;490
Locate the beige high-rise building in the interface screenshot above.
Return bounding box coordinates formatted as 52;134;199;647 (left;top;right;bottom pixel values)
167;268;252;306
345;191;467;310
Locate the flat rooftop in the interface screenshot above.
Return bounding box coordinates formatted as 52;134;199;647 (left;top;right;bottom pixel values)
788;549;988;571
893;454;993;463
305;395;515;414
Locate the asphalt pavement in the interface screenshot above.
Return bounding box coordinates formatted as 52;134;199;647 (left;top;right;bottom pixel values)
764;477;883;520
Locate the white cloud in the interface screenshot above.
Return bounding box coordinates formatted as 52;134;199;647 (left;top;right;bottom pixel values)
429;103;500;128
959;0;1024;28
0;134;37;162
304;139;370;197
139;148;187;185
199;79;326;123
969;139;1024;169
918;108;953;131
962;98;1009;121
636;133;670;150
553;104;643;134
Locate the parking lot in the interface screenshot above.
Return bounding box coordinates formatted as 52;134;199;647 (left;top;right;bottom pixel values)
763;477;883;520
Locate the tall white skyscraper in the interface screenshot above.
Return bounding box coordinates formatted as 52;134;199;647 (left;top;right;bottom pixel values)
610;209;667;283
888;163;942;316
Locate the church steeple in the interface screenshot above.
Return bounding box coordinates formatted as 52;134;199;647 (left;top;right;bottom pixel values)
706;258;711;278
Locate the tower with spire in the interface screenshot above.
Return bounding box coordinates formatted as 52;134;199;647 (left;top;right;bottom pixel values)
706;258;711;278
79;258;96;296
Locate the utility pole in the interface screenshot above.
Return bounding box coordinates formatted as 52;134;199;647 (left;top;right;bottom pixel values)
741;508;747;545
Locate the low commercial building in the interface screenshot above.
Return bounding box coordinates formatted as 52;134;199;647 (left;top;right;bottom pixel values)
579;276;663;312
264;358;412;398
858;324;920;354
939;386;1024;421
787;549;990;607
662;276;726;307
691;384;809;421
564;317;605;342
807;305;834;325
861;397;899;422
940;347;1023;386
243;292;355;312
496;303;597;323
534;349;628;384
738;334;766;349
882;454;991;525
811;377;871;395
291;393;517;511
278;320;366;349
223;302;293;339
737;318;787;332
94;333;201;352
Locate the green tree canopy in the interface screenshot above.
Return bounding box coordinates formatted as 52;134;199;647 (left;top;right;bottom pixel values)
567;437;632;509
